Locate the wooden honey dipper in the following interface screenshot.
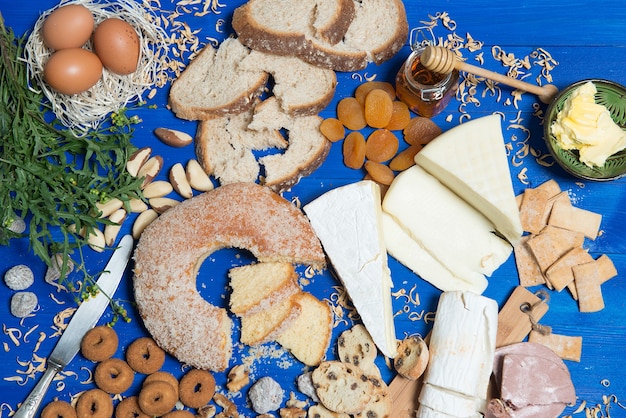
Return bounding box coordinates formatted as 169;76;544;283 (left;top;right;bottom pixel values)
421;45;559;104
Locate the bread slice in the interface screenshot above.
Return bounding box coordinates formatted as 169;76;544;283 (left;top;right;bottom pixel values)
239;50;336;116
275;292;333;366
233;0;408;71
229;262;301;316
168;37;268;120
240;293;302;346
194;103;287;185
232;0;354;47
249;97;331;192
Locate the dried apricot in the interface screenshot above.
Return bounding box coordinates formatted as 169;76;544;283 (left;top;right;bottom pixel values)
337;97;366;130
364;161;395;185
389;144;423;171
364;89;394;129
343;131;366;169
385;101;411;131
403;117;442;146
355;81;396;105
319;118;345;142
365;129;399;163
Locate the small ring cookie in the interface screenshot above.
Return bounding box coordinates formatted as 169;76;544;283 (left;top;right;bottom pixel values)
41;400;77;418
81;326;119;362
126;337;166;374
94;358;135;394
138;380;178;416
178;369;216;408
75;388;114;418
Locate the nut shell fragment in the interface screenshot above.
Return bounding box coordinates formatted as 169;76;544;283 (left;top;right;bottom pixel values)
186;159;214;192
170;163;193;199
127;147;152;177
149;197;180;214
154;127;193;148
132;209;158;239
137;156;163;188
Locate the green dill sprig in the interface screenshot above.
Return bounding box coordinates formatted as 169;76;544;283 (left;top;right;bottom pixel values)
0;13;144;318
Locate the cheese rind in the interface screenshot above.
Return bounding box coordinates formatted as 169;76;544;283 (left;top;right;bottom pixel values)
381;212;488;294
414;114;523;245
382;165;512;281
303;180;397;358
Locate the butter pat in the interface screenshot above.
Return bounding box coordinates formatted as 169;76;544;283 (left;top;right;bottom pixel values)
303;180;397;358
551;81;626;167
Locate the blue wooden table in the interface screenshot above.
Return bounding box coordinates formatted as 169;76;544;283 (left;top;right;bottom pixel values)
1;0;625;416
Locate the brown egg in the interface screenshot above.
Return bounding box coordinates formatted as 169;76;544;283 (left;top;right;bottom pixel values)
93;18;140;75
42;4;94;51
43;48;103;95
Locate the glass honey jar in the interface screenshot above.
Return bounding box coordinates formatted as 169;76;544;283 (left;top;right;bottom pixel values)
395;45;459;118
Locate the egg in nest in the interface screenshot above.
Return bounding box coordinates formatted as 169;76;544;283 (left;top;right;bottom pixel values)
93;18;141;75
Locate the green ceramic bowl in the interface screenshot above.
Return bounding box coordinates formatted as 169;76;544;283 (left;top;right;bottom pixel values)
544;79;626;181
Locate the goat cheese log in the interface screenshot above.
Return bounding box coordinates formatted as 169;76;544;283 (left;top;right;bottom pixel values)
417;291;498;417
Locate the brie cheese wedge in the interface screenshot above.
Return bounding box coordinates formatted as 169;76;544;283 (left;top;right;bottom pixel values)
414;114;523;245
303;180;397;358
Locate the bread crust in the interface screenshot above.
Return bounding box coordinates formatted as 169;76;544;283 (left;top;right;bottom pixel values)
133;183;326;371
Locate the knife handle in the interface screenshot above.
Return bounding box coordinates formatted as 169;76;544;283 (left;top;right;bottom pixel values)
13;361;62;418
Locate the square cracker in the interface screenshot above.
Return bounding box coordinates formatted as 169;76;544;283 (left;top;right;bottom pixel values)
548;199;602;240
545;247;594;292
526;226;584;273
514;236;545;287
519;188;551;235
573;261;604;313
529;330;583;362
596;254;618;284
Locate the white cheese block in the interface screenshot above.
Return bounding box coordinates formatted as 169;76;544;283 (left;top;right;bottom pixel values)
414;114;523;245
381;212;488;294
303;180;397;358
382;165;512;280
418;385;483;418
417;291;498;418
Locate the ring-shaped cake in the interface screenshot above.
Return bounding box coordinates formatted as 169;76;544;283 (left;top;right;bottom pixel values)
133;182;326;371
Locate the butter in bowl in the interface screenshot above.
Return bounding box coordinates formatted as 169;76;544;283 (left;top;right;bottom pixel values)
544;79;626;181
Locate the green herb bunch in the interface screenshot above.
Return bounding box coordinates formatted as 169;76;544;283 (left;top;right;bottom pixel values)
0;13;144;318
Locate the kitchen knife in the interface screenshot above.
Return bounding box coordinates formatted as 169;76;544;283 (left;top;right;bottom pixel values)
13;234;134;418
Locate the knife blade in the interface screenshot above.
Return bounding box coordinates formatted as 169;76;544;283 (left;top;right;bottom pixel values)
13;234;134;418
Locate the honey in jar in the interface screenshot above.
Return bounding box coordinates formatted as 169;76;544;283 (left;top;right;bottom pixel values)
396;46;459;118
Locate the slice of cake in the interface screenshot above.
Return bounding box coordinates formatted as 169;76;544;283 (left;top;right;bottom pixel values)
229;262;301;316
240;293;302;346
275;292;333;366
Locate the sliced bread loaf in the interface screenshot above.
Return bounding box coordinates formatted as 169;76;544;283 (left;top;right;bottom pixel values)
229;262;301;316
194;103;287;185
249;97;331;192
233;0;408;71
275;292;333;366
240;293;302;346
169;37;268;120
